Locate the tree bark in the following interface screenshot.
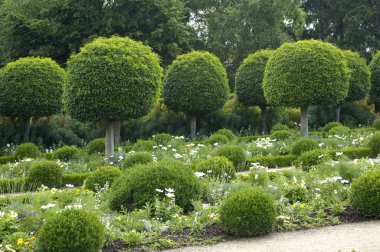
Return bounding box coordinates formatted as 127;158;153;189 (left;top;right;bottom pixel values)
114;120;121;147
335;105;341;122
105;121;115;157
23;117;31;142
190;114;197;140
261;106;268;135
300;106;309;137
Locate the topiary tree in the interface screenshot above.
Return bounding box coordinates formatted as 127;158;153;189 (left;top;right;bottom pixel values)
64;36;163;157
263;40;350;137
163;51;229;139
235;49;273;134
334;50;371;121
0;57;65;142
369;51;380;112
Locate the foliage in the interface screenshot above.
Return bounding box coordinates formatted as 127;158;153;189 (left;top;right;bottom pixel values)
64;36;163;122
370;51;380;110
247;155;297;168
270;123;290;133
87;138;105;155
206;134;229;145
337;162;362;183
292;138;320;156
263;40;350;107
53;146;78;161
0;57;65;117
0;155;16;164
132;140;155;152
37;209;105;252
122;152;153;169
152;133;172;146
27;161;63;188
327;147;371;160
214;129;236;141
14;143;40;160
328;125;350;136
62;173;91;187
219;188;276;237
85;166;121;191
323;121;343;132
109;159;201;212
295;149;329;171
194;157;236;181
214;145;246;171
271;130;292;140
349;169;380;217
368;132;380;157
163;51;229;115
373;119;380;130
235;49;273;107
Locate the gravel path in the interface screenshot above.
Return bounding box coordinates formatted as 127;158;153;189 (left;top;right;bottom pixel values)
166;220;380;252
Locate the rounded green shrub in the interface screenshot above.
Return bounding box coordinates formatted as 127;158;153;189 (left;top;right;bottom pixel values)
194;157;235;180
152;133;172;145
122;151;153;169
14;143;40;160
323;121;343;132
271;130;292;140
349;169;380;217
328;125;350;136
295;149;328;171
291;138;320;156
132;140;155;152
215;145;246;171
87;138;105;155
368;132;380;157
215;129;235;141
27;161;63;188
109;159;201;212
219;189;276;237
85;166;122;191
54;146;78;161
206;133;229;145
270;123;289;133
373;119;380;130
37;209;105;252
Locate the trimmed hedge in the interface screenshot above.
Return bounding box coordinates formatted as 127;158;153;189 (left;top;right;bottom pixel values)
327;147;372;159
0;155;16;164
247;155;297;169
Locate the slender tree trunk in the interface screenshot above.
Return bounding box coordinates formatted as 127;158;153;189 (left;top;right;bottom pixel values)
23;117;31;142
105;121;115;157
261;106;268;135
190;114;197;140
335;105;341;122
300;106;309;137
114;120;121;147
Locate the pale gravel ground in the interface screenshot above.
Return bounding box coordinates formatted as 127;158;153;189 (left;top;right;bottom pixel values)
166;220;380;252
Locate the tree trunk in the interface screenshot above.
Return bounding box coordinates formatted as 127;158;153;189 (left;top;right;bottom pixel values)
105;121;115;157
261;106;268;135
190;114;197;140
300;106;309;137
114;120;121;147
23;117;31;142
335;105;341;122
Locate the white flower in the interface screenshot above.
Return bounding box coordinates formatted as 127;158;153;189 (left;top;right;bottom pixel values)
161;146;168;150
172;148;177;152
186;143;195;147
41;203;56;210
6;143;10;147
9;211;18;219
0;211;5;218
155;189;164;193
197;144;205;147
336;152;343;156
165;188;175;193
174;153;183;159
165;192;175;198
341;179;350;184
213;143;219;146
194;172;205;177
66;184;74;188
203;203;210;209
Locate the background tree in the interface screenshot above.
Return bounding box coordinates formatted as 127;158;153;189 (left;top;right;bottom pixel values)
370;51;380;111
263;40;350;137
235;49;273;134
163;51;229;139
335;50;371;121
0;57;65;142
64;36;163;156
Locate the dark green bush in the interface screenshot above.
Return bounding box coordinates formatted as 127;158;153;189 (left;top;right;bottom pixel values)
373;119;380;130
328;125;350;136
132;140;155;152
270;123;289;133
271;130;292;140
247;155;297;169
323;121;343;132
206;133;229;145
37;209;105;252
109;159;201;212
349;169;380;217
215;145;246;171
215;129;235;141
291;138;320;156
194;157;235;180
54;146;78;161
87;138;105;155
62;173;91;187
295;149;329;171
152;133;172;145
14;143;40;159
219;189;276;237
368;132;380;157
122;151;153;169
85;166;122;191
27;161;63;188
0;155;16;164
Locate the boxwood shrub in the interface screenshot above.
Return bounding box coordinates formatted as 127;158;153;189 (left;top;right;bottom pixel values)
53;146;78;161
291;138;320;156
27;161;63;188
87;138;105;155
206;133;229;145
122;151;153;169
85;166;122;191
215;145;246;171
14;143;40;160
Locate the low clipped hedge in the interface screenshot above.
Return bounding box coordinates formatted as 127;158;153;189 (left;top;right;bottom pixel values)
327;147;372;159
0;155;16;164
246;155;297;169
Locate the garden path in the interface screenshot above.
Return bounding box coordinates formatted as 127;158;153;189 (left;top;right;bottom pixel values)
166;220;380;252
